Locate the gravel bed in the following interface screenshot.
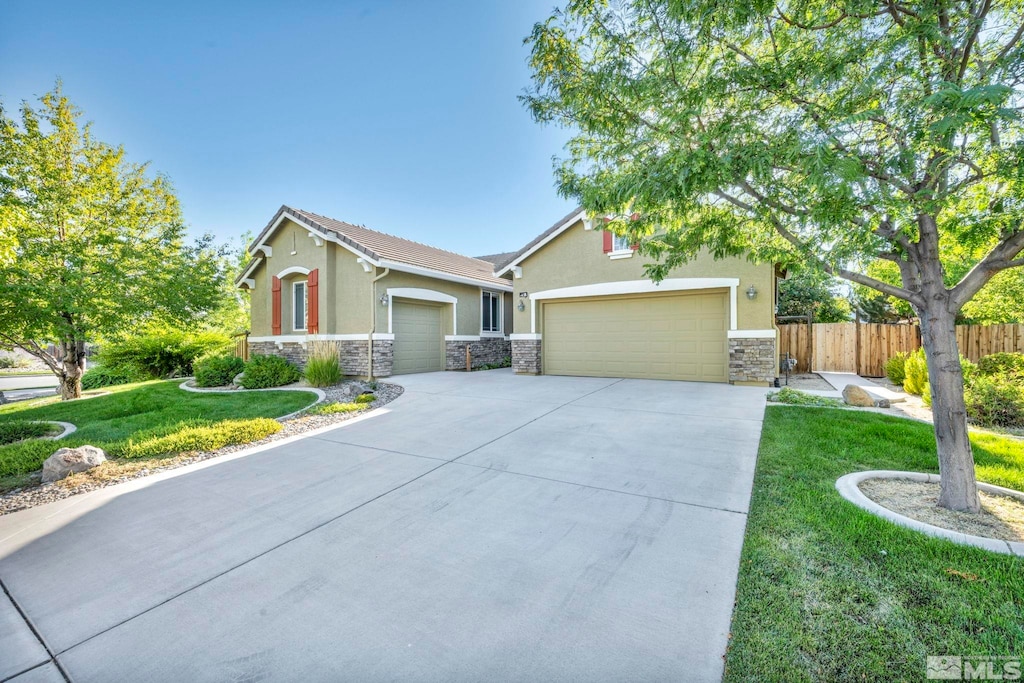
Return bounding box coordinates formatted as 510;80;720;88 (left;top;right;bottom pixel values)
0;380;403;516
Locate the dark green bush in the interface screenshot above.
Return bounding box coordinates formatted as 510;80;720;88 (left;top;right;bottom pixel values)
964;375;1024;428
81;365;146;390
97;328;231;379
194;354;245;388
884;352;908;385
121;418;281;459
0;420;51;446
977;352;1024;379
239;354;301;389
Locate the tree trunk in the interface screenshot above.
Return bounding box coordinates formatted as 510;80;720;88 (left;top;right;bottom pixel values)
918;305;980;513
58;338;86;400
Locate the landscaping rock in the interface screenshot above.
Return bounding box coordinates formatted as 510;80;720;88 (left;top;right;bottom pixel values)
41;445;107;483
873;397;891;409
842;384;875;407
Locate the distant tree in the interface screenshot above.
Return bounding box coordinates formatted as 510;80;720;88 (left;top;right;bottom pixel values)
198;232;252;335
777;269;851;322
0;86;222;399
524;0;1024;512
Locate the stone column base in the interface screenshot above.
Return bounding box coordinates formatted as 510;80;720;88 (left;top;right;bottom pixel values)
729;337;777;385
445;337;512;371
511;338;542;375
338;339;393;378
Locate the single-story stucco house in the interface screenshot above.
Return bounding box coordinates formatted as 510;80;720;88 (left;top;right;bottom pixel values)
235;206;514;377
237;205;778;385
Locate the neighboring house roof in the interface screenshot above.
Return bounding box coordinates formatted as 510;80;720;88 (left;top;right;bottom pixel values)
239;205;511;290
473;251;517;266
493;206;587;275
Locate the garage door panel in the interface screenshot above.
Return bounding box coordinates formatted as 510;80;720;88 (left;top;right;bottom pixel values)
393;301;443;375
543;292;728;382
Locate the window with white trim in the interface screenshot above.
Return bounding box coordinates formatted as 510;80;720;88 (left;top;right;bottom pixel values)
611;234;632;252
293;281;307;331
481;291;501;333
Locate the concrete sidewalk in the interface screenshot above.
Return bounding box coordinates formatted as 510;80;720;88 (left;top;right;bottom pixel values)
0;370;768;682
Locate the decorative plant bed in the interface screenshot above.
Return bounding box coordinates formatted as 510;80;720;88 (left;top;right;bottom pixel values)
836;470;1024;556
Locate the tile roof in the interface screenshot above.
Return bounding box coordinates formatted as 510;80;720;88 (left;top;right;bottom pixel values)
247;205;510;288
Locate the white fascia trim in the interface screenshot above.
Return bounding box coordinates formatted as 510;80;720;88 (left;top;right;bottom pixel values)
252;211;376;264
277;266;311;278
529;278;741;334
510;333;542;341
727;329;778;339
251;333;395;343
386;287;459;336
445;335;481;341
495;209;587;276
381;260;513;292
235;257;264;287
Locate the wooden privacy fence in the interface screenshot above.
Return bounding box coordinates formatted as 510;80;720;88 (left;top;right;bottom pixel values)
232;332;250;362
778;322;1024;377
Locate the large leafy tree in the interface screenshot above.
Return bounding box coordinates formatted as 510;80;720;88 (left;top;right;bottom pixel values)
524;0;1024;511
0;86;223;399
777;268;852;322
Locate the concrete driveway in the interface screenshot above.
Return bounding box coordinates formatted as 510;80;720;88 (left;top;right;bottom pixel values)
0;370;767;682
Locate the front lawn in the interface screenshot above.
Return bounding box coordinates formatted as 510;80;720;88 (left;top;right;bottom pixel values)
0;380;316;491
725;407;1024;682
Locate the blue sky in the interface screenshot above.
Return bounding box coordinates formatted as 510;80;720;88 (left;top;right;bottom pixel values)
0;0;574;257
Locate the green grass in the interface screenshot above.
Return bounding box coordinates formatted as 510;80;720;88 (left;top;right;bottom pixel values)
724;407;1024;682
0;380;316;486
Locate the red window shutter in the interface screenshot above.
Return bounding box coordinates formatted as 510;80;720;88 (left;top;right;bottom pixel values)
307;269;319;334
602;231;613;253
271;276;282;335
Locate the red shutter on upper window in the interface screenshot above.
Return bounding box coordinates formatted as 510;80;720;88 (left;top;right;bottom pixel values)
602;231;613;253
271;276;282;335
307;269;319;334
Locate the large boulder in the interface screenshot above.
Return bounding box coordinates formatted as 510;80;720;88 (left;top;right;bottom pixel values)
42;445;107;483
842;384;875;407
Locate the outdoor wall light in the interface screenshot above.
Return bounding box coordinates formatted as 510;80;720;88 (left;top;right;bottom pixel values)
517;300;525;312
746;284;758;300
379;294;389;307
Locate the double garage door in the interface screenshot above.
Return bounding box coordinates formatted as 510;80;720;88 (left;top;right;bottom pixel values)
392;300;443;375
542;291;728;382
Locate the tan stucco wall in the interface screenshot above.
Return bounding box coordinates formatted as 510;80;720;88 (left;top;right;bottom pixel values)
247;218;372;336
512;219;775;334
375;270;510;337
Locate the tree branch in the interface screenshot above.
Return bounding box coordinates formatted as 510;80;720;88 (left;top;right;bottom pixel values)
950;229;1024;308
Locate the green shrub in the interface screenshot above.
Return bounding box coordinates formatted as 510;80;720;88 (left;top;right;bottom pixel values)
964;375;1024;428
309;401;364;415
303;341;341;388
81;365;145;390
903;349;929;396
194;354;245;388
0;420;51;446
366;380;379;391
766;387;844;407
97;328;231;379
977;352;1024;379
121;418;281;459
884;352;908;385
0;439;64;478
0;355;29;369
239;354;301;389
355;393;375;404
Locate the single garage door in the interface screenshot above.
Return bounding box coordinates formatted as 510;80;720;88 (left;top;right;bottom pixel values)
392;300;444;375
542;291;728;382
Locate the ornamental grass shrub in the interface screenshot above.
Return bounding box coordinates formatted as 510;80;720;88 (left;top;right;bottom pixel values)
303;341;341;388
